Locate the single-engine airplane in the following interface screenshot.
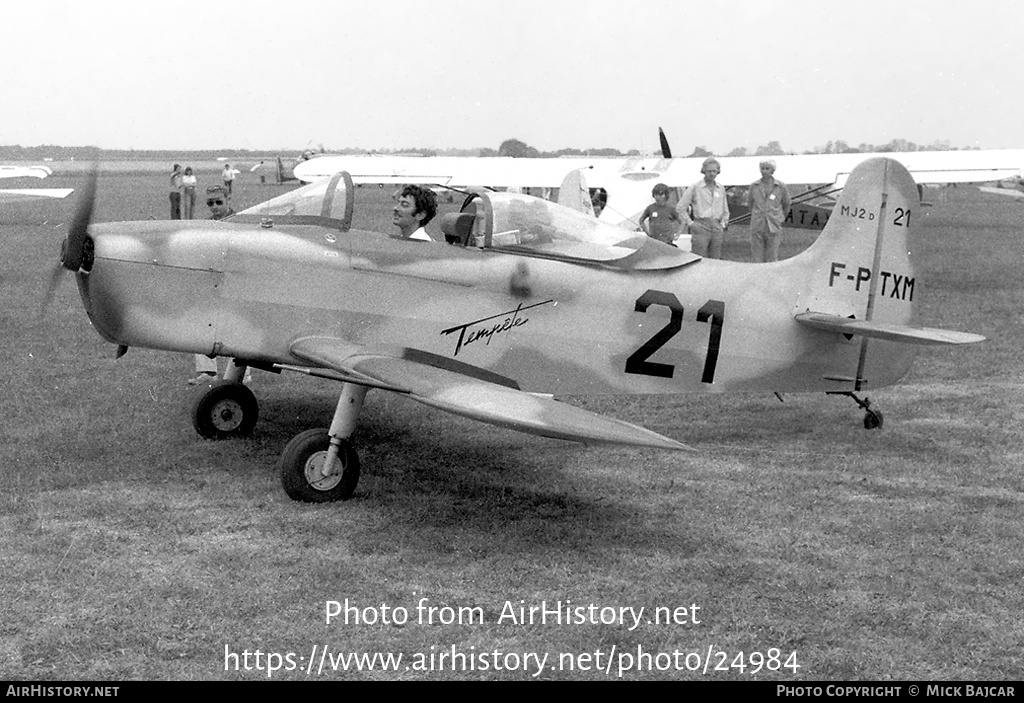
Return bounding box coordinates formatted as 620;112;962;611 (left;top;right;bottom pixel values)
52;157;984;503
1;164;73;203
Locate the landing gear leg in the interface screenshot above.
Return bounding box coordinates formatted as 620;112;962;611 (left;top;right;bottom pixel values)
830;391;884;430
224;359;247;383
279;383;368;502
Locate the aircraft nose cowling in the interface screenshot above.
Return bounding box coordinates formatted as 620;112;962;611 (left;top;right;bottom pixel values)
78;221;228;353
88;220;232;269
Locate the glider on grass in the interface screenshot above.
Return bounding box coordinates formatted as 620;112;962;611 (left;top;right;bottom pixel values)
0;164;72;203
51;157;983;502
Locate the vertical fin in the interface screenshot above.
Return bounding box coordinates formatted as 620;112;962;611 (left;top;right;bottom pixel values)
557;169;595;216
791;157;920;388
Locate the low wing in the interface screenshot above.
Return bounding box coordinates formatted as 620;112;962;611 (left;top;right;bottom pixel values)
0;188;74;203
289;336;692;451
795;312;986;345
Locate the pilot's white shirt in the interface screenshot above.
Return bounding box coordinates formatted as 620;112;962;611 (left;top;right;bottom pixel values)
408;227;431;241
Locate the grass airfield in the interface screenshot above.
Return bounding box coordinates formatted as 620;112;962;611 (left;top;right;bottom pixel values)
1;167;1022;680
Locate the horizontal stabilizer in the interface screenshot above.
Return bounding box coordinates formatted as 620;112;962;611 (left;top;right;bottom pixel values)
795;312;986;345
290;337;692;451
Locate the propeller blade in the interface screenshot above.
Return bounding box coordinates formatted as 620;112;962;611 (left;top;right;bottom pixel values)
42;160;98;316
40;260;66;313
61;162;98;271
658;127;672;159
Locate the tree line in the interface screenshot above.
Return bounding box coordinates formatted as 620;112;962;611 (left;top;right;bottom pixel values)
0;137;978;161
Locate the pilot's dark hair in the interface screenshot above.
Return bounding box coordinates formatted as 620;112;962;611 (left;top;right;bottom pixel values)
401;184;438;226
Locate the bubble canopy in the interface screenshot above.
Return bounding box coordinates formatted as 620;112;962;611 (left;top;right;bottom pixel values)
231;173;698;268
445;191;679;264
233;171;355;230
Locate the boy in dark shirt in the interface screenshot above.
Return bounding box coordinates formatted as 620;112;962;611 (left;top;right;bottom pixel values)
638;183;680;245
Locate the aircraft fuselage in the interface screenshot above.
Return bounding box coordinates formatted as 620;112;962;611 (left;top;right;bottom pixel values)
77;218;914;397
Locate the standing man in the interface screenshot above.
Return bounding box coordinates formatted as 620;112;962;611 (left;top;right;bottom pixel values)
392;184;437;241
748;159;791;262
638;183;681;244
677;157;730;258
222;163;236;196
169;164;183;219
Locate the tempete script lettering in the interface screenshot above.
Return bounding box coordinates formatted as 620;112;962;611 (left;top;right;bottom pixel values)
441;301;553;356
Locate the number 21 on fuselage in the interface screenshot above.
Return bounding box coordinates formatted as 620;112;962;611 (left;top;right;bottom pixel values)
625;290;725;384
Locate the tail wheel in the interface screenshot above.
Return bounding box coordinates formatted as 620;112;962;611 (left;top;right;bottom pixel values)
279;429;360;503
863;410;884;430
191;380;259;439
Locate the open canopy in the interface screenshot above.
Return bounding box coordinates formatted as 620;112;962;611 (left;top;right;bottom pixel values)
234;171;354;230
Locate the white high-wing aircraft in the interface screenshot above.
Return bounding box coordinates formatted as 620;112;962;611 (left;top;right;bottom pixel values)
0;164;73;203
292;147;1024;229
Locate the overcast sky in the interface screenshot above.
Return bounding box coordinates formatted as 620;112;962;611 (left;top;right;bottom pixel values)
4;0;1021;154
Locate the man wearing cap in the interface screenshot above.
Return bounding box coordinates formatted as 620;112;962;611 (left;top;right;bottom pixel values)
206;185;235;220
748;159;791;262
677;157;730;258
638;183;681;245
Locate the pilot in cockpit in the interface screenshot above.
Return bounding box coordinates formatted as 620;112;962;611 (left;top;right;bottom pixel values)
392;184;437;241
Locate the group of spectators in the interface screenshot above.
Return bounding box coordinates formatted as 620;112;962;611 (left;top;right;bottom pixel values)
639;157;792;262
169;163;237;221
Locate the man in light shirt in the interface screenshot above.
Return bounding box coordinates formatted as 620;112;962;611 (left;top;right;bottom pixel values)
677;157;730;258
748;159;792;262
222;163;236;196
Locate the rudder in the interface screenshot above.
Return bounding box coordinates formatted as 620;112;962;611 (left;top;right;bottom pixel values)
794;157;920;327
792;157;922;388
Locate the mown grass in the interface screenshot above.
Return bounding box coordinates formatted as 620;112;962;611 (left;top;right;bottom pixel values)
1;170;1021;680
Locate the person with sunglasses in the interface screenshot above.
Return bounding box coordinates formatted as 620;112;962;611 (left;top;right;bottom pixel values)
205;185;235;220
189;186;243;385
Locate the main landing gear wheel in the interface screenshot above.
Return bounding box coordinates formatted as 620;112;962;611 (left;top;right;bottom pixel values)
279;429;361;503
191;380;259;439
